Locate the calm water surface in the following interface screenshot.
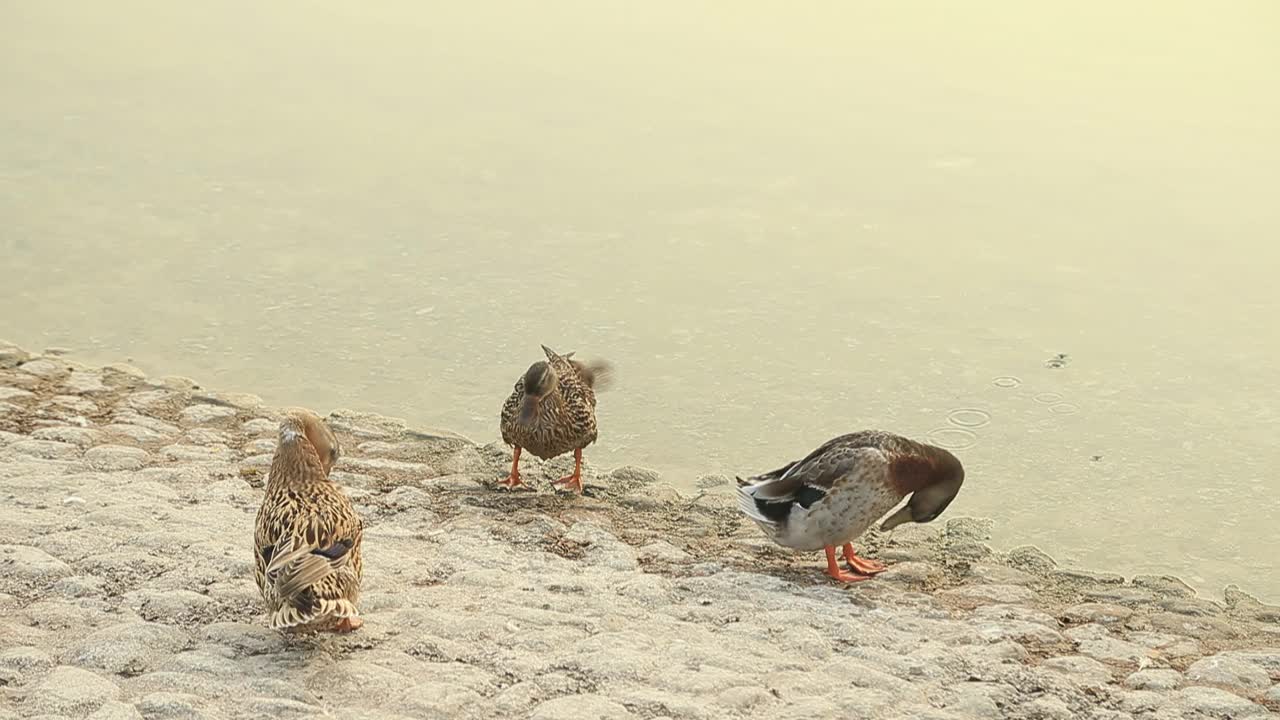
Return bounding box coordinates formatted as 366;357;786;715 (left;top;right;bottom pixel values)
3;2;1278;599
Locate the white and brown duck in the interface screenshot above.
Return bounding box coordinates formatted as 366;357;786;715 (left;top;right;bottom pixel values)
499;345;611;493
737;430;964;582
253;408;364;631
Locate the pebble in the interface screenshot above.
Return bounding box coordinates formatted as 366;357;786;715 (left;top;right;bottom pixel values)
8;439;82;460
178;404;237;425
940;584;1036;605
0;386;34;401
65;371;109;394
1124;668;1183;691
85;445;152;471
19;358;67;377
1170;686;1270;717
1184;652;1272;690
28;665;121;714
530;694;635;719
1061;603;1133;625
1040;655;1113;686
1066;624;1151;665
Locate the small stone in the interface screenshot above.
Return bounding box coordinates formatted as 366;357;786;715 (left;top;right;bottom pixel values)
606;465;663;491
85;445;151;471
65;371;109;394
105;423;173;443
31;426;102;448
9;439;82;460
1005;545;1057;573
1040;655;1113;686
1023;696;1073;720
1123;669;1183;691
178;404;237;425
19;358;67;377
968;563;1035;585
1051;568;1126;585
0;343;31;368
0;545;73;586
29;665;120;714
531;694;634;719
0;386;34;401
1082;587;1155;605
242;418;278;434
1066;624;1151;665
1185;653;1272;690
71;621;191;674
1265;685;1280;705
1170;686;1269;717
1131;574;1197;598
638;541;691;563
1061;603;1133;625
136;692;206;719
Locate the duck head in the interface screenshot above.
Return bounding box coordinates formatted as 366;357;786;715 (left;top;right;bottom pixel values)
879;448;964;531
278;407;341;476
518;360;559;424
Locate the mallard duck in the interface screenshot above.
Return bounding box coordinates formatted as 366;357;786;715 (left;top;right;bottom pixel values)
499;344;611;494
737;430;964;583
253;408;364;631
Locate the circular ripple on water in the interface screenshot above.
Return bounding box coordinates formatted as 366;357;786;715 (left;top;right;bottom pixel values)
1034;392;1065;404
992;376;1022;388
947;408;992;428
926;427;978;450
1049;402;1080;415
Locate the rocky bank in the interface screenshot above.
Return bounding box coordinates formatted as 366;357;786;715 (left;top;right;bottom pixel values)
1;340;1278;719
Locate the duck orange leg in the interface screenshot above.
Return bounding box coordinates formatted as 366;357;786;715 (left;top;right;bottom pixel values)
825;545;873;583
842;543;887;575
552;448;584;494
500;447;524;489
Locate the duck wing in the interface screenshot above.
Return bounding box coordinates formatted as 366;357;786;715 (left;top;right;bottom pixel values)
737;434;891;524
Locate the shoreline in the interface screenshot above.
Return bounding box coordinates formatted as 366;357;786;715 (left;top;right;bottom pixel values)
2;339;1279;719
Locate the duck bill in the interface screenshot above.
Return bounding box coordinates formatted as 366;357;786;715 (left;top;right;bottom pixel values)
518;395;540;424
879;504;914;532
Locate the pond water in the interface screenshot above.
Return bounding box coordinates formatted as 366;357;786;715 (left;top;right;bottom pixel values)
3;1;1278;599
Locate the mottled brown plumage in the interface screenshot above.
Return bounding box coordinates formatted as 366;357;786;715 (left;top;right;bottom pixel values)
737;430;964;583
499;345;610;493
253;408;364;631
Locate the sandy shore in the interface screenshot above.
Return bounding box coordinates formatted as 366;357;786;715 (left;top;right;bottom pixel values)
1;339;1278;719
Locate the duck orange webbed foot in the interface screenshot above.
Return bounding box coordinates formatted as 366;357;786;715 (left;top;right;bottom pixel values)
824;546;875;583
333;616;363;633
500;447;526;490
842;543;887;575
551;448;585;494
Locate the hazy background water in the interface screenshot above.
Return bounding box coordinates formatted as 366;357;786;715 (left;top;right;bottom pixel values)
3;1;1278;599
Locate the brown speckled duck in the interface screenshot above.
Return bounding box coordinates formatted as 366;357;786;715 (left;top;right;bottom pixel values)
737;430;964;583
253;408;364;631
500;345;611;494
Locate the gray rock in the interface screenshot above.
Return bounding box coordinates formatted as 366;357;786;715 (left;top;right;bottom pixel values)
241;418;278;434
1265;685;1280;705
85;445;151;471
178;404;237;425
0;343;31;368
1040;655;1114;686
66;371;109;394
1061;603;1133;625
31;425;102;448
1124;669;1183;691
1065;624;1150;665
105;423;174;443
1185;653;1272;690
71;621;191;674
136;692;207;719
9;439;82;460
0;386;34;401
1169;686;1269;717
28;665;120;714
1021;696;1074;720
19;358;68;377
0;545;73;587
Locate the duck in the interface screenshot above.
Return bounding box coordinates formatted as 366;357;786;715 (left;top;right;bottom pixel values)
253;408;364;631
736;430;964;583
499;344;611;494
